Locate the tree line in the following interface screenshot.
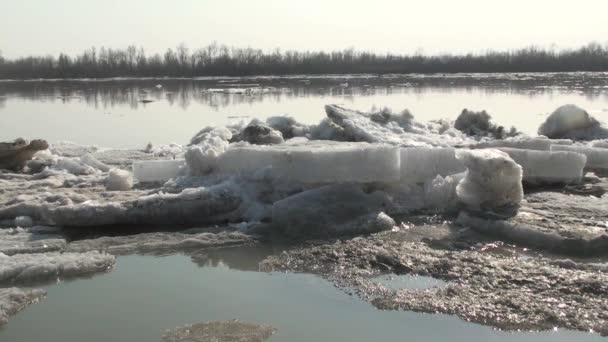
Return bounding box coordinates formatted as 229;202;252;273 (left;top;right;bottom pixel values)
1;42;608;79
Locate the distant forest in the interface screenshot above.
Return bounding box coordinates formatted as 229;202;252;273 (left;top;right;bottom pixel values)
1;42;608;79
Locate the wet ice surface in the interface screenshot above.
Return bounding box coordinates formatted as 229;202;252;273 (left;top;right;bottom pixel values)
0;251;603;342
1;73;608;148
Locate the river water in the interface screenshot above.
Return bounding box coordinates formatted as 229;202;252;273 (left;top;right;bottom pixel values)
1;73;607;148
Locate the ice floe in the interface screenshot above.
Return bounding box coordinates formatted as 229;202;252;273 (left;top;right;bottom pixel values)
0;287;46;326
0;251;115;285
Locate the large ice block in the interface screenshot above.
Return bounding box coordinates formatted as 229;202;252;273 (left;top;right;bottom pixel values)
456;149;523;210
551;144;608;170
499;148;587;184
132;159;187;183
400;147;465;184
217;140;401;183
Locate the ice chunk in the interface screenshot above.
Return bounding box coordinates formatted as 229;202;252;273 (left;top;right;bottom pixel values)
186;127;232;176
456;149;523;210
320;104;471;147
551;144;608;170
190;126;232;146
266;115;310;139
400;147;465;184
454;109;517;138
105;168;134;191
144;143;184;158
538;104;608;140
498;148;586;184
0;287;46;326
0;251;115;285
272;184;392;237
133;159;187;183
218;141;400;183
237;122;284;145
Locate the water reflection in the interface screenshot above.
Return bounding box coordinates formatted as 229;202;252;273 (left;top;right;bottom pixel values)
189;244;286;272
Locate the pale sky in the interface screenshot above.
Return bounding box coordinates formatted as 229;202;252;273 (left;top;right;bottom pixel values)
1;0;607;58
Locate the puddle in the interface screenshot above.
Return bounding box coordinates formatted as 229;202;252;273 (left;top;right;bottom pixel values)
0;249;603;342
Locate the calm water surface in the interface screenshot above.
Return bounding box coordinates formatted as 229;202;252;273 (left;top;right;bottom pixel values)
1;73;608;148
0;247;603;342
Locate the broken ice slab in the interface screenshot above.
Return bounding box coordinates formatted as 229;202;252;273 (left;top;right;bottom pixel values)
217;141;401;183
400;147;465;184
551;144;608;170
132;159;187;183
499;148;587;184
457;191;608;255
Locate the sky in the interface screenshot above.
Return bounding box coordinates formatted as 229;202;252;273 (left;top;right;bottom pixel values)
1;0;607;58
